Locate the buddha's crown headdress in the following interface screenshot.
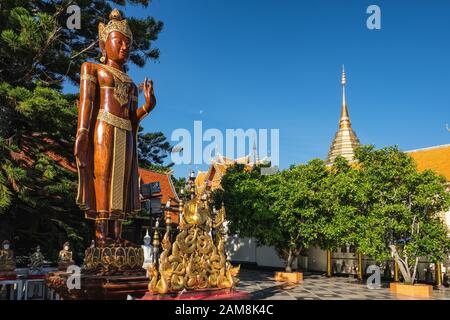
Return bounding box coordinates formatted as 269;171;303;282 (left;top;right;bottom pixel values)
98;9;133;43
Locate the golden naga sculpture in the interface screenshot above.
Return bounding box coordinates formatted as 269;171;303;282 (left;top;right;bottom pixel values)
147;195;240;294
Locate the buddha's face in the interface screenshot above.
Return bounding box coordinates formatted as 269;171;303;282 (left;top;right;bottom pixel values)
144;237;151;246
105;31;131;65
3;244;9;250
64;245;70;251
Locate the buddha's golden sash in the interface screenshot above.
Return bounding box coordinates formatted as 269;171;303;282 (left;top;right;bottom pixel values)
97;109;132;212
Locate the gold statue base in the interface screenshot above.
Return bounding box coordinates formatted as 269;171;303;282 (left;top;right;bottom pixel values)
83;245;145;276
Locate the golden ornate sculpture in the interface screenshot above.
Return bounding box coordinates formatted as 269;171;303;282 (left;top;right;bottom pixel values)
58;242;75;271
147;194;240;294
0;240;16;272
83;245;144;275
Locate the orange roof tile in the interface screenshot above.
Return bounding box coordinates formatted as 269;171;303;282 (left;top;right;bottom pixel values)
406;145;450;182
138;168;179;205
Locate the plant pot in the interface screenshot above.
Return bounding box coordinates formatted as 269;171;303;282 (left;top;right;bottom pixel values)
274;271;303;283
390;283;432;297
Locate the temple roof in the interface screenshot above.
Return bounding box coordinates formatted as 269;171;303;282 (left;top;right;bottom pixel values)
327;66;361;164
138;168;179;204
194;153;262;193
406;144;450;183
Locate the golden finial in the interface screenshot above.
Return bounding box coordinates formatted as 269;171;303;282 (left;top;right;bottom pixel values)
341;65;346;86
152;219;160;248
109;8;122;20
340;65;348;120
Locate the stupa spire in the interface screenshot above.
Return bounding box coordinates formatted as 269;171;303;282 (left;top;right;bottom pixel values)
341;65;349;119
327;66;361;164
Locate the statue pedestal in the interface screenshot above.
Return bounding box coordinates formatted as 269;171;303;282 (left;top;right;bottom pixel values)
47;271;149;300
140;288;250;300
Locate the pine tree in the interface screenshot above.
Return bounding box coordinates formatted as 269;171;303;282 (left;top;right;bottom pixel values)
137;128;174;171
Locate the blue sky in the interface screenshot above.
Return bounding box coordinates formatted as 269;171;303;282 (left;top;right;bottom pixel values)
67;0;450;178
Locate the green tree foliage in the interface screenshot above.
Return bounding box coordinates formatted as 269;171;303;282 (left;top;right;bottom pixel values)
267;159;330;271
214;146;450;277
214;160;330;272
354;145;450;284
171;176;186;195
318;155;370;259
0;82;89;262
137;128;174;170
0;0;163;89
0;1;163;262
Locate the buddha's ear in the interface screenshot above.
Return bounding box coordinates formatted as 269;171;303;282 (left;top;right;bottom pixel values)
99;39;106;54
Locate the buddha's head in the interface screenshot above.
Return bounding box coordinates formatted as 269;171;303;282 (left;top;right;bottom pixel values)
99;9;133;65
2;240;10;250
63;241;70;251
143;229;151;246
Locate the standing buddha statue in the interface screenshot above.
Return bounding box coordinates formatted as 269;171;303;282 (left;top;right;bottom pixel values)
74;9;157;247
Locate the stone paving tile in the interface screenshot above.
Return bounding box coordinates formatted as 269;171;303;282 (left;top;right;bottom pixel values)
237;269;450;300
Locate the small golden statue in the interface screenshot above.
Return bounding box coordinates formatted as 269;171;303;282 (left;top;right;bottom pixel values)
29;245;45;275
0;240;16;273
147;193;240;295
58;242;75;271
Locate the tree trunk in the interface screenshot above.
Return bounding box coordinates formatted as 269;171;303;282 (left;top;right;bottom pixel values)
389;245;412;284
285;248;293;272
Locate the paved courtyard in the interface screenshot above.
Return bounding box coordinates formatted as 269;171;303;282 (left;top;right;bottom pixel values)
236;269;450;300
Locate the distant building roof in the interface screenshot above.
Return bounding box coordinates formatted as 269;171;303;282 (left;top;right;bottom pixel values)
406;144;450;182
138;168;179;205
194;154;262;194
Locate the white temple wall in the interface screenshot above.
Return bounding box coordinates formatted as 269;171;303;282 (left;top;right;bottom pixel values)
255;245;285;268
225;236;257;263
225;236;285;268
